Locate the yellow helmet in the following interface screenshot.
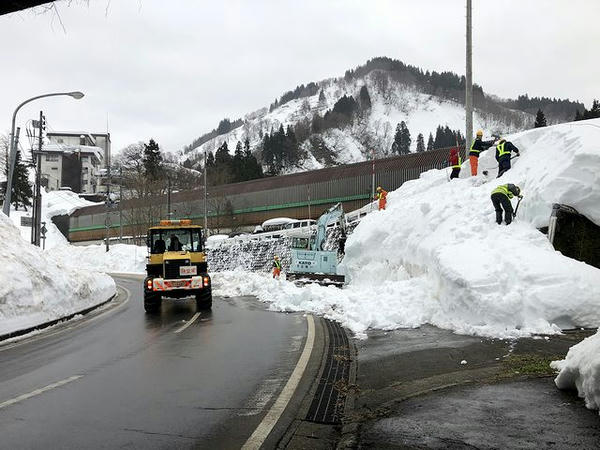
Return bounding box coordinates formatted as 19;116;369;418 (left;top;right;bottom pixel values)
476;129;483;137
274;255;279;259
376;186;382;192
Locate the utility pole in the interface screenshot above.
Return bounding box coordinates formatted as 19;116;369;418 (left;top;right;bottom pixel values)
371;148;375;211
105;147;111;252
307;185;311;220
203;150;208;237
167;176;171;218
31;111;44;246
465;0;473;161
118;166;123;242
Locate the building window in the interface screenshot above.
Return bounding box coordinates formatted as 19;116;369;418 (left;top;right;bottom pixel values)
46;154;59;162
81;155;89;161
57;138;64;144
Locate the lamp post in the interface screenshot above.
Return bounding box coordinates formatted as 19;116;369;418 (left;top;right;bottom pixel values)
2;91;84;216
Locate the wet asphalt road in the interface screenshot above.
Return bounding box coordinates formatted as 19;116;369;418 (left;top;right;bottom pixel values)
0;276;307;449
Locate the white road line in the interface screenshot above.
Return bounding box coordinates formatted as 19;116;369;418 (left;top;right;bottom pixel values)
0;375;83;410
174;312;201;334
241;315;315;450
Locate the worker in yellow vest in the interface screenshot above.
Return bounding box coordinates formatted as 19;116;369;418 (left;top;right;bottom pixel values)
272;255;282;279
491;184;522;225
375;186;388;210
495;138;520;178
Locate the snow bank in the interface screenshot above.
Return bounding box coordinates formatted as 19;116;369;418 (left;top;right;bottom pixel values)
214;119;600;339
0;213;116;336
551;330;600;414
51;243;147;274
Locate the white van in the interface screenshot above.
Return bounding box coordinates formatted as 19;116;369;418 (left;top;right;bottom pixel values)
261;217;296;233
283;219;317;230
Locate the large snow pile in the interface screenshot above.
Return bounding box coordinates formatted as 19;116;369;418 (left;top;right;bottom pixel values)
0;212;116;336
9;190;146;274
551;330;600;414
9;189;99;248
213;119;600;339
52;243;147;274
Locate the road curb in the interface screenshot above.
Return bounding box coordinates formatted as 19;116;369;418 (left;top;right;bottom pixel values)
337;331;359;449
0;292;117;343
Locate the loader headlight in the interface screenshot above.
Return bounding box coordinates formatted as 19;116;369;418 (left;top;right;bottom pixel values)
203;276;210;287
146;278;153;291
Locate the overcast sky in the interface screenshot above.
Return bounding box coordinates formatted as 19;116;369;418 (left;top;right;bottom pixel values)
1;0;598;154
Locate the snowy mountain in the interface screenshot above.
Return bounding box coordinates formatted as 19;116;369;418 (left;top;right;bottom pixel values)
179;58;581;173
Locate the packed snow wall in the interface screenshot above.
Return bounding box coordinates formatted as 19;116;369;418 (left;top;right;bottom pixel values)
206;226;349;273
548;204;600;269
0;212;116;336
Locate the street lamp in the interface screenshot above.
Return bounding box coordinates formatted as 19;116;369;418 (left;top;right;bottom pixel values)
2;91;85;216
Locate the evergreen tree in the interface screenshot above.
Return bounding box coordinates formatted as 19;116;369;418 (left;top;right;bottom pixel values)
11;150;33;210
416;133;425;152
587;99;600;119
427;133;434;151
215;141;232;166
243;137;263;180
399;121;411;154
143;139;162;179
206;151;215;167
318;89;326;103
534;109;547;127
574;109;583;121
233;141;244;181
359;85;372;110
391;122;411;154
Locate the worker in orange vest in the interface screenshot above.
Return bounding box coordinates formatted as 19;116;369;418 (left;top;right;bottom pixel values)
272;255;282;279
375;186;387;210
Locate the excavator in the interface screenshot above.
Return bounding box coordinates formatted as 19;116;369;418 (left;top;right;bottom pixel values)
287;203;346;286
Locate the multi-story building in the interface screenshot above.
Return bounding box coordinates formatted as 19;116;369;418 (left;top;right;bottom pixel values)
44;132;111;195
47;132;111;168
39;144;104;195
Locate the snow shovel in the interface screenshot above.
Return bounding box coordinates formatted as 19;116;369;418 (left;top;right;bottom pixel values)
513;196;523;217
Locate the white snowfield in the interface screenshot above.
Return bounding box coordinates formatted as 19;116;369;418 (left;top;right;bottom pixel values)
551;330;600;414
214;119;600;339
0;212;116;336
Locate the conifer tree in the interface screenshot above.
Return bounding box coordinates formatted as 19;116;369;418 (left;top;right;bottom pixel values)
534;109;547;127
416;133;425;153
143;139;163;180
399;121;411;154
318;90;326;103
11;150;33;210
427;133;434;151
359;85;372;110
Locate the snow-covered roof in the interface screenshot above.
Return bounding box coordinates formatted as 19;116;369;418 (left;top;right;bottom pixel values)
261;217;296;227
42;144;104;160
